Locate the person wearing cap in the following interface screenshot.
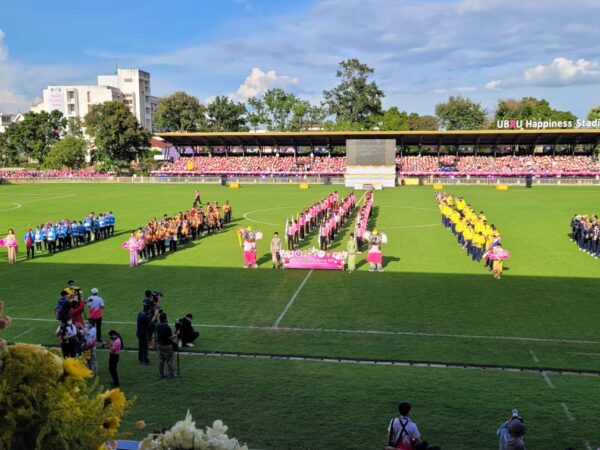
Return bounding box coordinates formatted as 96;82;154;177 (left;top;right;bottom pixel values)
87;288;105;342
497;409;527;450
366;229;384;272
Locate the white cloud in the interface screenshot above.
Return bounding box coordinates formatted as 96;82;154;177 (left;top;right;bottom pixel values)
524;57;600;86
230;67;299;101
485;80;502;90
485;57;600;90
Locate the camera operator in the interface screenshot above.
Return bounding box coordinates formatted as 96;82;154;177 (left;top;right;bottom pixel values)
497;409;526;450
142;290;163;349
156;312;176;379
175;314;199;348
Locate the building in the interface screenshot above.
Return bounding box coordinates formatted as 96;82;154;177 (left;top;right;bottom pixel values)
32;68;158;132
0;113;16;133
97;69;159;132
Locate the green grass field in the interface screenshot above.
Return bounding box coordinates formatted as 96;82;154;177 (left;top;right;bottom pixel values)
1;183;599;449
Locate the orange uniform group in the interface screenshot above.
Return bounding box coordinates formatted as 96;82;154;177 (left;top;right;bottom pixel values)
133;201;232;261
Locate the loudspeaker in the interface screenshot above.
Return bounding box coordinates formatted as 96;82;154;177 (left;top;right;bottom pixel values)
525;175;533;188
221;175;227;186
323;176;331;185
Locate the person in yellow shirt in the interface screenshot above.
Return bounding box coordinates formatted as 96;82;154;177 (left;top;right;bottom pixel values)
455;220;465;245
450;211;461;234
463;226;474;256
472;233;485;262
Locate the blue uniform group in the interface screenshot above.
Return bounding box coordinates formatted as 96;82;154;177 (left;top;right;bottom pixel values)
571;214;600;258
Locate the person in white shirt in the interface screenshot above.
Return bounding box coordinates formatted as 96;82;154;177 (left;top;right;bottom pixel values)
386;402;421;450
86;288;105;342
84;318;98;375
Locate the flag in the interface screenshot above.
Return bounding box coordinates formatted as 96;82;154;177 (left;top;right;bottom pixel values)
482;237;501;260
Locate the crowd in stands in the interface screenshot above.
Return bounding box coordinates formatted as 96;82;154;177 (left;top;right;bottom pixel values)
397;155;600;175
0;168;104;178
156;156;346;175
1;155;599;178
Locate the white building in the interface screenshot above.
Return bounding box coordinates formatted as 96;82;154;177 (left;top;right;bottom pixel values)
0;113;16;133
33;68;158;131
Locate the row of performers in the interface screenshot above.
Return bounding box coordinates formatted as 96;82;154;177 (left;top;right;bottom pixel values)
122;201;232;267
570;213;600;258
283;191;356;250
1;212;115;263
354;191;373;252
436;193;509;279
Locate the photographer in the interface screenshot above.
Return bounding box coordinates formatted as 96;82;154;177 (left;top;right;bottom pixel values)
156;312;175;379
143;290;162;349
175;314;199;348
385;402;421;450
497;409;526;450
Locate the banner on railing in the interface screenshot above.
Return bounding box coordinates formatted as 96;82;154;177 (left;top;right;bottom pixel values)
281;248;347;270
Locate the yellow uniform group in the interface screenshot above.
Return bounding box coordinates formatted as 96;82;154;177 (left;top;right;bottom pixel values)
437;193;503;275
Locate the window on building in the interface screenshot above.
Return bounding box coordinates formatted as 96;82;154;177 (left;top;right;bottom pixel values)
124;78;133;83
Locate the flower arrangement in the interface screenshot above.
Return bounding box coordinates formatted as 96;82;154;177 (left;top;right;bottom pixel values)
139;410;248;450
0;301;131;450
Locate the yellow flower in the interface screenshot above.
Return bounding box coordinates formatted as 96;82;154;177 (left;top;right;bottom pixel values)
102;388;126;410
136;420;146;430
63;357;93;379
102;416;121;436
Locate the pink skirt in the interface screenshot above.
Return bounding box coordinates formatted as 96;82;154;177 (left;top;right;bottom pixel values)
367;252;382;264
244;251;256;265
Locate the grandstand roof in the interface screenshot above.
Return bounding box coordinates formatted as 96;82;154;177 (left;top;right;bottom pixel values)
155;129;600;148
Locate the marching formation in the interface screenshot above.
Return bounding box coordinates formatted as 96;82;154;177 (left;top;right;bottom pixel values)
1;212;115;262
281;191;356;251
437;193;509;279
570;213;600;258
123;200;233;267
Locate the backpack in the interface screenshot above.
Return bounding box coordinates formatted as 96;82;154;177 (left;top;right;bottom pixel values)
55;299;70;322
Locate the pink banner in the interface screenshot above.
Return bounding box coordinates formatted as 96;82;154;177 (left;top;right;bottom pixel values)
281;249;347;270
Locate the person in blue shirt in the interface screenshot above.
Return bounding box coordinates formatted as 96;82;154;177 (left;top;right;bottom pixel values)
24;228;35;259
46;224;57;254
83;217;92;243
107;211;115;236
56;222;66;251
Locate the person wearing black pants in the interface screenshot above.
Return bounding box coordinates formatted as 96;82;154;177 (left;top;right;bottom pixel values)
108;330;122;387
136;309;150;364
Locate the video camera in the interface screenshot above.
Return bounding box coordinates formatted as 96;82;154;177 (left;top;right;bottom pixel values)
143;290;164;315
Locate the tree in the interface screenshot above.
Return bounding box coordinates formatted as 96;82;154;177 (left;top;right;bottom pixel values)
0;111;66;164
372;107;409;131
0;126;24;166
435;96;486;130
587;105;600;121
84;101;150;166
493;97;577;126
206;96;248;131
154;92;206;132
65;117;86;139
42;136;88;169
407;113;438;130
323;58;384;128
247;89;325;131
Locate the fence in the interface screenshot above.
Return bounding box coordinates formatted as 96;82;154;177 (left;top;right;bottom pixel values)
1;175;346;185
2;175;600;186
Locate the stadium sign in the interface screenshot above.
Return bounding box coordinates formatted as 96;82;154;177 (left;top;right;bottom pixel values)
497;119;600;129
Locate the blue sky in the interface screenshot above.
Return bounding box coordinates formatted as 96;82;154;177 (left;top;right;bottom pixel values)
1;0;600;118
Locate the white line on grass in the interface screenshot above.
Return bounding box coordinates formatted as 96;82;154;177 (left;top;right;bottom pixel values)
541;371;555;389
529;350;540;363
273;269;314;328
560;402;576;422
0;203;21;211
11;317;600;345
12;328;34;339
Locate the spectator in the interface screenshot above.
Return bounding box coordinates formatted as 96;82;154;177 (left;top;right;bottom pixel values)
86;288;105;343
136;307;151;365
386;402;421;450
107;330;122;388
84;318;98;376
156;312;175;379
497;409;526;450
176;314;199;347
